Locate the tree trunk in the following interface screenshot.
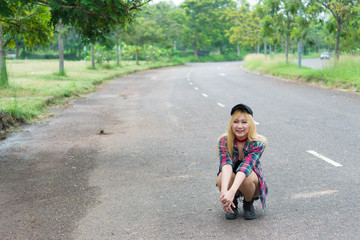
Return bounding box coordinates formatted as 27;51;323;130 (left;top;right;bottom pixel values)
237;44;240;56
335;20;341;61
91;43;95;69
297;39;302;68
16;42;20;59
78;45;82;59
0;24;3;70
0;24;8;87
264;37;267;59
116;42;120;66
22;45;26;58
194;38;198;59
57;20;65;75
136;48;139;65
285;34;289;64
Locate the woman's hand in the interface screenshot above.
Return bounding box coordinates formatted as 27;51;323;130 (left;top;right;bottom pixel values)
219;190;236;213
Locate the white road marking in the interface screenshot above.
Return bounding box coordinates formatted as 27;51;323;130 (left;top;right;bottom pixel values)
292;190;338;199
189;82;193;85
220;73;226;76
306;150;343;167
202;93;208;97
217;103;225;108
194;87;198;90
254;121;259;125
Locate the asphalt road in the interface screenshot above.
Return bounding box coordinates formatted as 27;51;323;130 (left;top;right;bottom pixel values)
300;58;331;69
0;61;359;240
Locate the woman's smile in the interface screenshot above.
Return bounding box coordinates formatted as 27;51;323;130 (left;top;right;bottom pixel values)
232;113;250;139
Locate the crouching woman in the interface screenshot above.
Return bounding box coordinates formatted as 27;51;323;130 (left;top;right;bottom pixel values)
217;104;268;220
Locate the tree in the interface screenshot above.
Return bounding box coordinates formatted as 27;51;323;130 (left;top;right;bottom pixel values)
342;4;360;53
1;0;150;79
207;0;237;54
1;0;151;42
0;3;53;86
123;15;163;64
308;0;359;60
273;0;302;63
146;2;185;56
57;20;65;75
181;0;217;58
255;2;277;58
305;21;330;53
225;2;261;54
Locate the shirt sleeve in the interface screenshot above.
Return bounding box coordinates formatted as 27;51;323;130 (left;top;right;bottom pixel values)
218;137;233;171
236;141;265;176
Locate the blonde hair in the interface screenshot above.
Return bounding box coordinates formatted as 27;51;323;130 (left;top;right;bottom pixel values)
219;110;267;159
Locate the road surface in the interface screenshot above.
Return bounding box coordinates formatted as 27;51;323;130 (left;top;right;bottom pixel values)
0;61;359;239
300;58;331;69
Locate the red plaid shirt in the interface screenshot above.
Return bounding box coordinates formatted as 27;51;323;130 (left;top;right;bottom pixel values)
218;136;268;209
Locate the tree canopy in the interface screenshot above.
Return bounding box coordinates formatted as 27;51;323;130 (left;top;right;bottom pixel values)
0;0;151;42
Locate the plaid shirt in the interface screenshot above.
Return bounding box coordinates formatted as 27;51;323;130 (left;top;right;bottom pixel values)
218;136;268;209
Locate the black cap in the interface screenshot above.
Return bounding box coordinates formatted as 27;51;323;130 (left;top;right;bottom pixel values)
231;104;253;116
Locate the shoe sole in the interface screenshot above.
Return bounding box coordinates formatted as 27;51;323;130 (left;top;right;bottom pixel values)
244;214;256;220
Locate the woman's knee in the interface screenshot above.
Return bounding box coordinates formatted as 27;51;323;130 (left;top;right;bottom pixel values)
240;172;259;191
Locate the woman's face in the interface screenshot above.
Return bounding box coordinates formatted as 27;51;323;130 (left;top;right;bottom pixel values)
231;113;250;140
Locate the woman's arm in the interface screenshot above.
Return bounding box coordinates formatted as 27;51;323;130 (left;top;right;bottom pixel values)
220;164;233;194
219;165;246;213
229;171;246;194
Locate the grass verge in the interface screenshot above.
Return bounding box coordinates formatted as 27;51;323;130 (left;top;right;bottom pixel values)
0;59;182;138
243;54;360;92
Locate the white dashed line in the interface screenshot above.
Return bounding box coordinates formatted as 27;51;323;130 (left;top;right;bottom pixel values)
217;103;225;108
254;121;260;125
202;93;208;97
220;73;226;76
306;150;342;167
189;82;193;85
194;87;198;90
292;190;338;199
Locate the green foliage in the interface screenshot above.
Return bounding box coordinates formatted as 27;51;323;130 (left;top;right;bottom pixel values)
226;2;260;48
0;3;54;87
308;0;359;59
181;0;235;57
1;4;54;49
85;45;113;65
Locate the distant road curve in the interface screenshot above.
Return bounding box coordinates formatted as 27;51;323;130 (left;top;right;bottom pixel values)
300;58;331;70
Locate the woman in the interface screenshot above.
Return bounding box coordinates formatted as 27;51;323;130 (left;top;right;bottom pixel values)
217;103;268;220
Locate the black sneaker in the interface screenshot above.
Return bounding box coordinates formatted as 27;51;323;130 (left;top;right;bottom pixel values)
243;199;256;220
225;198;238;220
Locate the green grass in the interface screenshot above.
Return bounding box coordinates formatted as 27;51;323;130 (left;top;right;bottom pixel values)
243;54;360;92
0;59;181;130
